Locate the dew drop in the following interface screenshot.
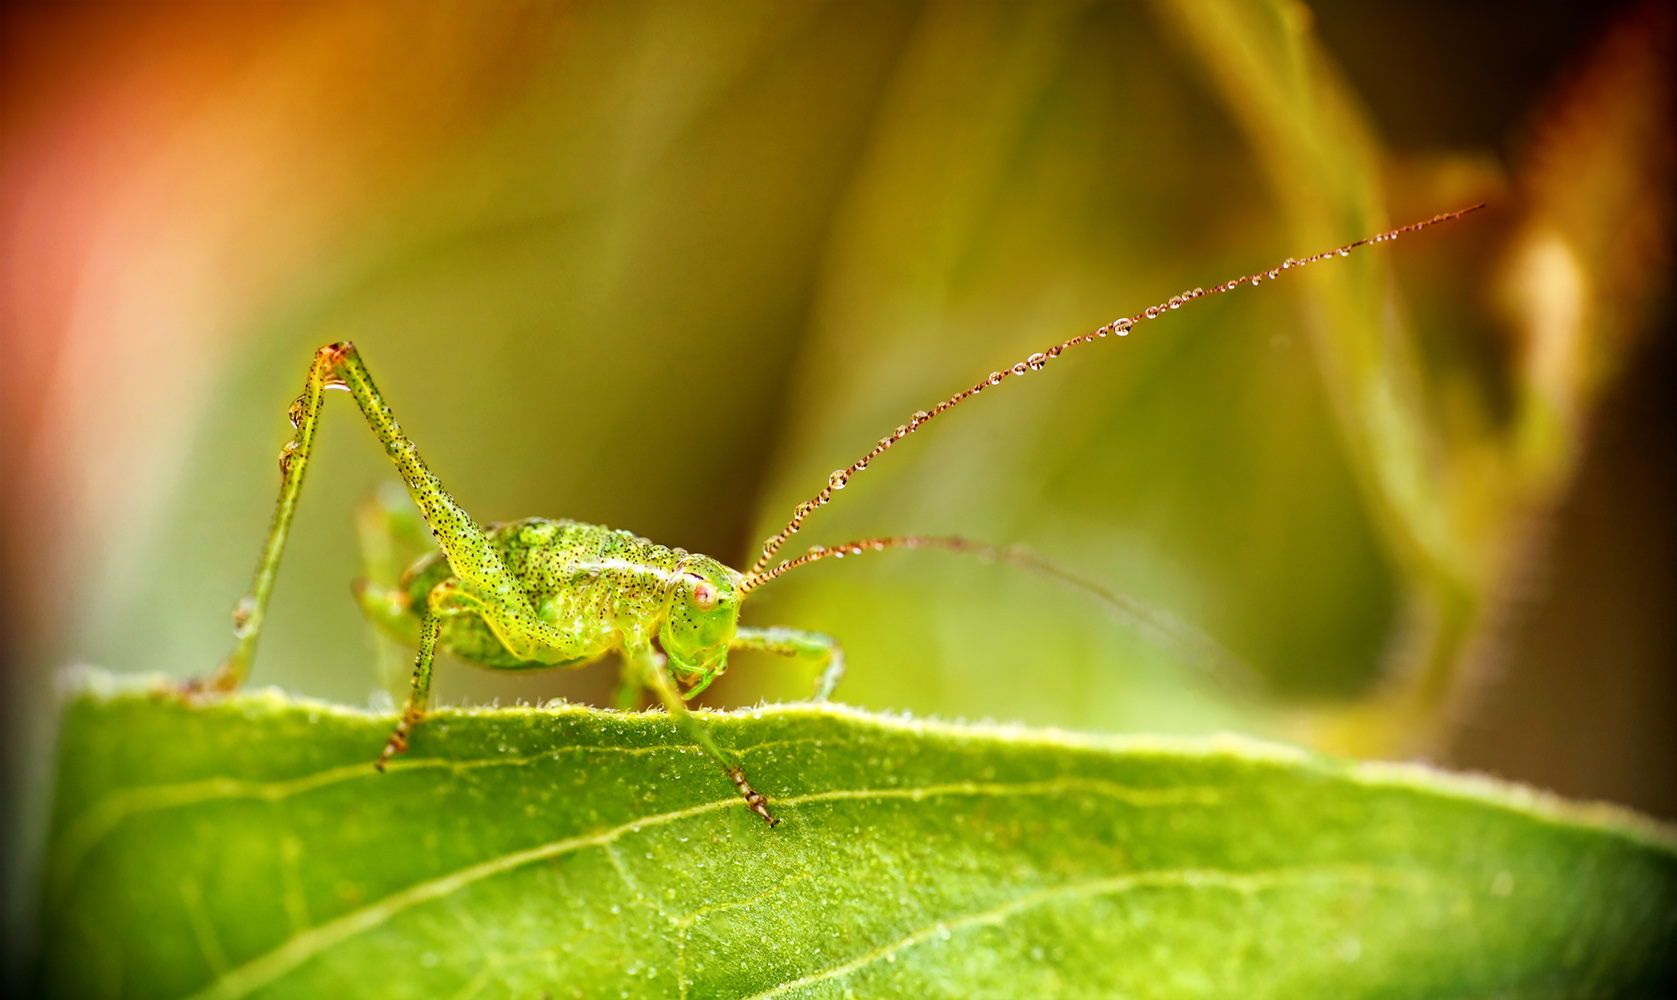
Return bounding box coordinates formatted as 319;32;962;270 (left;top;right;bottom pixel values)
1192;287;1204;296
278;440;300;476
1338;247;1350;257
286;397;306;428
894;424;909;439
1282;257;1296;269
910;410;930;428
1268;268;1280;279
1046;345;1063;358
987;371;1003;386
1168;295;1183;309
1026;352;1047;371
232;595;258;637
1011;362;1027;376
1144;306;1160;319
1113;317;1133;333
828;470;849;490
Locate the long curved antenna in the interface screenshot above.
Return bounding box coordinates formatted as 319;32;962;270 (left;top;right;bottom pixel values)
739;204;1486;592
745;533;1259;688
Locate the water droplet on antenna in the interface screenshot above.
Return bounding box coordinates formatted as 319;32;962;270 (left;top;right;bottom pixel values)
987;371;1004;386
1026;353;1047;370
828;470;849;489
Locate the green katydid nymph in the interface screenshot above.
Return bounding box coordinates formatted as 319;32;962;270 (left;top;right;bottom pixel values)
196;205;1481;826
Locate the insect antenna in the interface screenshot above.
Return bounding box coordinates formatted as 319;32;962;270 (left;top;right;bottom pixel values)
743;534;1260;689
738;203;1486;593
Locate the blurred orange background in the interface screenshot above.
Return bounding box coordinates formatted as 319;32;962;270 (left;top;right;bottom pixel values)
2;0;1672;980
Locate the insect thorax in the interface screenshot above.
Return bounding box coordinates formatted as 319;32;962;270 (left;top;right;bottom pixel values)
394;517;685;668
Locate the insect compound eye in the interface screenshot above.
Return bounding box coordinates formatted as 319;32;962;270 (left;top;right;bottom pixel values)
691;578;719;611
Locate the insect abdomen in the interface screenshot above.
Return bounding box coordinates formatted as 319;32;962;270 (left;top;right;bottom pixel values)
495;519;676;635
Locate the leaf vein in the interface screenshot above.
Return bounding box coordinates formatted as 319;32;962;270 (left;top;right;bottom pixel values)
177;777;1225;1000
741;865;1434;999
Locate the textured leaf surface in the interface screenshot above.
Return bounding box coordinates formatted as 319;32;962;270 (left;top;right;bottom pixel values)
40;674;1677;999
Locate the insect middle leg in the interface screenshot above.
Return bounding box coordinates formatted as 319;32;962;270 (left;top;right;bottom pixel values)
376;611;441;771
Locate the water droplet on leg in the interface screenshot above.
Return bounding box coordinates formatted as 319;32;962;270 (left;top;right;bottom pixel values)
232;595;258;637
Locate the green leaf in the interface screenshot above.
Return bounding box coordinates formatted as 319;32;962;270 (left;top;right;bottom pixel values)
40;672;1677;999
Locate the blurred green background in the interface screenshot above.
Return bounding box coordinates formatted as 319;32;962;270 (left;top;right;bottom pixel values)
2;0;1673;975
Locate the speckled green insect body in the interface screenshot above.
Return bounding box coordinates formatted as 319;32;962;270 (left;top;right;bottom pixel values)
359;518;738;680
209;342;840;825
208;209;1478;827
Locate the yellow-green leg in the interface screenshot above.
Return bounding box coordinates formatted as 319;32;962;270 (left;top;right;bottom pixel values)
376;612;441;770
632;641;778;827
730;626;846;701
207;345;341;691
215;341;570;691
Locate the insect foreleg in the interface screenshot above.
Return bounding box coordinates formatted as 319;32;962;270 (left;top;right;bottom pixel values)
729;627;846;702
631;641;779;826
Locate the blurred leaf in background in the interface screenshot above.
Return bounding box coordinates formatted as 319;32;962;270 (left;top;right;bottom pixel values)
2;0;1673;985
